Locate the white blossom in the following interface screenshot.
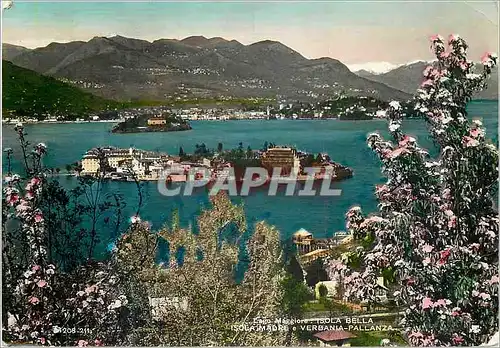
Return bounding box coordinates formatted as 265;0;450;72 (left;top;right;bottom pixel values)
389;123;400;132
389;101;401;110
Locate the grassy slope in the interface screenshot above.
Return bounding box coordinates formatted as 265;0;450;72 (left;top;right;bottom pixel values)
2;60;130;119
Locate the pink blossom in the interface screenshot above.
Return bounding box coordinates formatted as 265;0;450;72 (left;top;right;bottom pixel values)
30;177;41;186
448;216;457;228
94;339;103;346
399;135;416;147
434;298;448;307
381;148;392;158
375;185;389;194
422;244;434;253
423;66;433;77
439;249;451;265
463;136;479;147
28;296;40;305
452;335;464;345
421;79;434;87
488;275;499;285
388;147;410;159
470;128;484;138
85;284;98;294
39;337;46;345
7;193;19;205
459;61;469;71
34;212;44;223
481;52;492;64
422;297;433;309
479;292;491;300
36;280;47;288
364;216;385;224
448;34;459;43
469;243;480;251
429;34;443;42
32;265;41;272
422;257;431;266
77;340;88;347
444;209;454;217
440;51;450;58
451;311;460;317
442;188;451;200
346;206;361;218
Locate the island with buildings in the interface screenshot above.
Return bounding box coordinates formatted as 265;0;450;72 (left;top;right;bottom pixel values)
111;113;192;133
79;143;353;183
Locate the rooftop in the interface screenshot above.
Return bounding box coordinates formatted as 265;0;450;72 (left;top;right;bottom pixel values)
293;228;312;238
313;330;356;342
301;248;330;258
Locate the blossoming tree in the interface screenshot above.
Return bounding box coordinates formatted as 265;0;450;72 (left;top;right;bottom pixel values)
2;125;130;346
325;35;498;346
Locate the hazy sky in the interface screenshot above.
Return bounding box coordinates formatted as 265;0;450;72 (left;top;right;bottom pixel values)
2;0;499;69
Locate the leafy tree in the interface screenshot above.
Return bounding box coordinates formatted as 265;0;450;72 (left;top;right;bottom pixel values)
305;258;328;287
325;34;498;346
2;128;130;346
115;193;291;346
179;146;185;158
285;255;304;283
246;146;253;159
317;283;328;298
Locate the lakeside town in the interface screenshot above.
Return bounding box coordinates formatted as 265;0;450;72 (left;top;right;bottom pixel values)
1;95;402;125
78;143;353;183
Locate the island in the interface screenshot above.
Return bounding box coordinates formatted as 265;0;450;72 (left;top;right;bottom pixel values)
78;142;353;183
111;113;192;133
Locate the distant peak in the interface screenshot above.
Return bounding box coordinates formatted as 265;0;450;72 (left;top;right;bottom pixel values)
182;35;207;41
347;61;399;75
181;35;230;47
250;39;280;46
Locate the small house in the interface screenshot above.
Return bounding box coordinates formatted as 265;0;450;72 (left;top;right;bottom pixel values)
147;117;167;126
374;276;389;303
149;296;188;321
293;228;314;254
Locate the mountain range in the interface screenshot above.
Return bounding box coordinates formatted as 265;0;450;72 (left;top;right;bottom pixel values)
355;61;498;100
2;36;410;102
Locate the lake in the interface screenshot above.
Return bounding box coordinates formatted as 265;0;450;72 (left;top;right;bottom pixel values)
2;100;498;250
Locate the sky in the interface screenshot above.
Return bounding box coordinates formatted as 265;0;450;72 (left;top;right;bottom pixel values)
1;0;499;72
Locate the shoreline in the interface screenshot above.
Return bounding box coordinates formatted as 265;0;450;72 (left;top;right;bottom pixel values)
1;117;383;126
1;119;124;125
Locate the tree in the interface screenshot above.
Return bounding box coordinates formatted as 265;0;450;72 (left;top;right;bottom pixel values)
246;145;253;159
305;258;328;287
317;283;328;298
2;129;129;346
217;142;223;153
178;146;185;158
114;193;290;346
285;255;304;283
325;34;498;346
